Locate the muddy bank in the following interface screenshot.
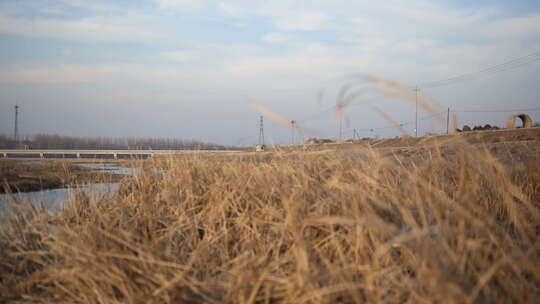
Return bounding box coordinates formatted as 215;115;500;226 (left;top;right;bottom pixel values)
0;159;127;193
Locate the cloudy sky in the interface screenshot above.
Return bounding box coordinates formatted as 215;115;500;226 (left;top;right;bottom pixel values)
1;0;539;145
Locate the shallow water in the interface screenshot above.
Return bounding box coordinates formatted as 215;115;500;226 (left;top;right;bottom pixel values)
0;162;135;214
74;162;137;175
0;183;120;214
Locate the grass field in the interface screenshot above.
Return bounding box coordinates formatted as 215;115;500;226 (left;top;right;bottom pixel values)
1;133;539;303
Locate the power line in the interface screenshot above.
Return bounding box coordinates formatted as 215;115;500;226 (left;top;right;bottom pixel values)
298;96;381;124
343;111;446;134
14;105;19;144
243;51;540;143
452;107;540;113
342;105;540;137
414;86;419;137
297;104;338;123
298;51;540;127
258;116;265;146
420;50;540;88
290;120;296;145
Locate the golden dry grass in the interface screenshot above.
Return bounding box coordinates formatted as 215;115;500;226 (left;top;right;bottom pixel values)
1;138;539;303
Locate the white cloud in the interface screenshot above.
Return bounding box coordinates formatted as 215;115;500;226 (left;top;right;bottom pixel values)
274;11;329;31
0;12;166;43
161;43;267;66
154;0;203;12
1;2;539;94
0;64;120;84
217;1;330;31
476;15;540;41
162;50;200;63
262;32;294;44
217;2;244;17
1;0;539;143
41;8;67;15
58;0;120;12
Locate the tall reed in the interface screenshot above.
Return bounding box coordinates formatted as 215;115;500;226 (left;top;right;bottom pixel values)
1;138;539;303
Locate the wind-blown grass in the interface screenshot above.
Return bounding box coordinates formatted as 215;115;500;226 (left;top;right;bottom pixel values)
1;139;539;303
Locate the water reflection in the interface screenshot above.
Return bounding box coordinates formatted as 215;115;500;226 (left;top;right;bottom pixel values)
0;183;120;214
0;161;135;214
74;162;137;175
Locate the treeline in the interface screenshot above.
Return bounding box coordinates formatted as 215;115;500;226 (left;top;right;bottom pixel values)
0;135;18;149
0;134;241;151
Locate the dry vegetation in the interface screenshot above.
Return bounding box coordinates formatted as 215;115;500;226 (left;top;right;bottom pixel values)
1;137;540;303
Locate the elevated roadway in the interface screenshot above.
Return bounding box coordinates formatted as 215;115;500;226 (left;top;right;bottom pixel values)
0;149;236;159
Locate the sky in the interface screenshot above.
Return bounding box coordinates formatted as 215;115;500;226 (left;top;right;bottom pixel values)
1;0;539;146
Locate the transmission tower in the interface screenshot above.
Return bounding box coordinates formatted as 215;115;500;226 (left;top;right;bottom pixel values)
14;105;19;144
338;116;343;141
258;116;265;146
290;120;296;145
414;86;419;137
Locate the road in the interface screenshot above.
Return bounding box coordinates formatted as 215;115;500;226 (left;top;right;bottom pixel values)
0;149;237;159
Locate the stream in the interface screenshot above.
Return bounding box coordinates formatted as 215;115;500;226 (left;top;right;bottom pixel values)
0;162;135;214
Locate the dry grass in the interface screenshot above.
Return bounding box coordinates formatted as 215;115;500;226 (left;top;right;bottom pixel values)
1;138;539;303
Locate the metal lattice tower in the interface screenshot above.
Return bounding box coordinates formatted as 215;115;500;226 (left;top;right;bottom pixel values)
290;120;296;145
414;86;419;137
14;105;19;143
258;116;265;146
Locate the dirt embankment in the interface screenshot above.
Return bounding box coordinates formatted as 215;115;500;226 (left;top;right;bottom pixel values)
271;127;540;152
0;160;126;193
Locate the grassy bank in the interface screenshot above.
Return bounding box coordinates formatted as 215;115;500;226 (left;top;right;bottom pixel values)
1;138;539;303
0;160;126;193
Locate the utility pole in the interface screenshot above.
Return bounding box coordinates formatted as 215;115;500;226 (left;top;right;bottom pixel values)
258;116;265;146
414;86;419;137
339;117;343;141
14;105;19;145
290;120;295;145
446;108;450;134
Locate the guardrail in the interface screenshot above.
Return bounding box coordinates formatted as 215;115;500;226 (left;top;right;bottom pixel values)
0;149;237;159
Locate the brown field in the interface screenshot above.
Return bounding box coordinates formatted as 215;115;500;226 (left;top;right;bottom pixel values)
274;126;540;152
1;129;540;303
